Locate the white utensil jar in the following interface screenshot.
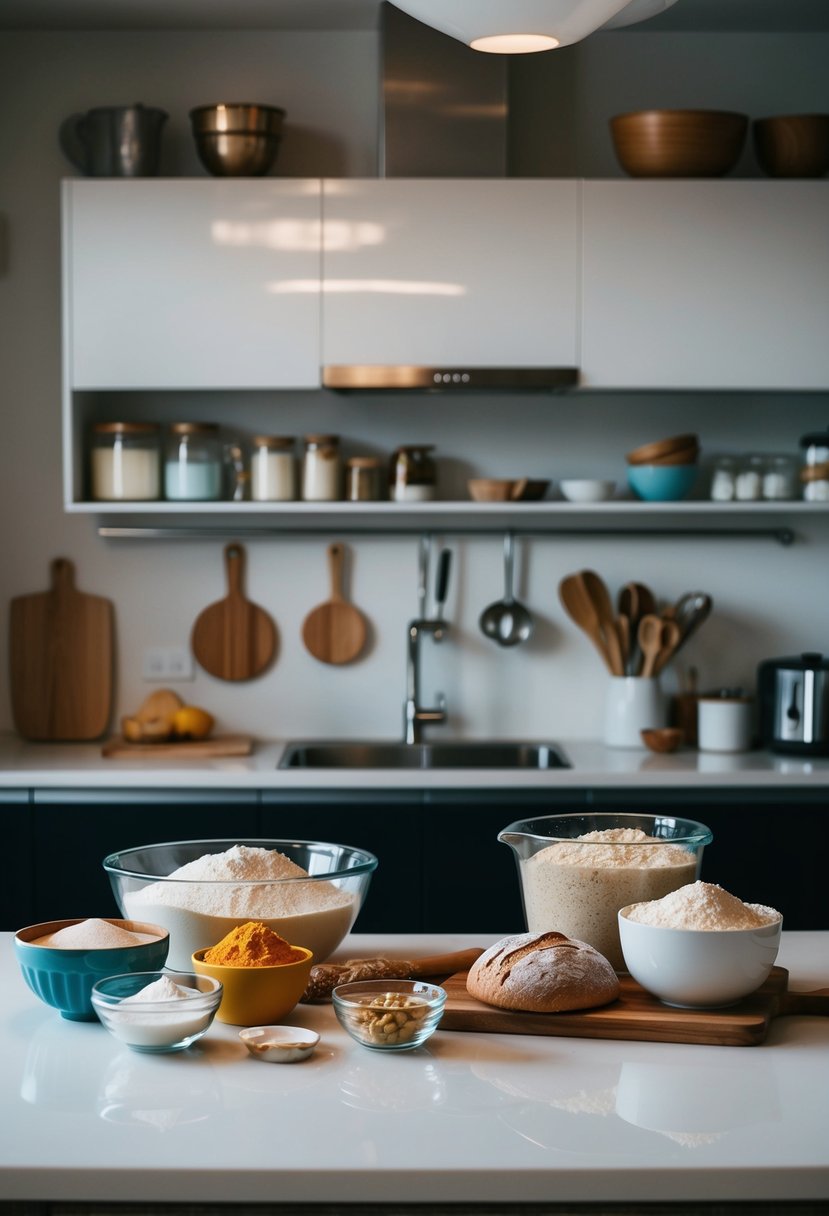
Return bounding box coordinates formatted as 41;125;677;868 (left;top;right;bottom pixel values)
604;677;667;749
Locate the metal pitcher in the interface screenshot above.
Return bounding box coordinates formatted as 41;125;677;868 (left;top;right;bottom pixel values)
59;104;168;177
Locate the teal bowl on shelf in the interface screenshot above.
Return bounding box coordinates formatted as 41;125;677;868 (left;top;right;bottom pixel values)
627;463;698;502
14;919;170;1021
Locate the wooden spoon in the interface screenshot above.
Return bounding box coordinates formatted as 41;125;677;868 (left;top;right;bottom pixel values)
302;542;367;665
579;569;625;676
191;543;277;681
638;614;681;678
559;574;614;673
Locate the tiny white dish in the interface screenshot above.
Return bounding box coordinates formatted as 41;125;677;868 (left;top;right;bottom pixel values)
239;1025;320;1063
560;479;616;503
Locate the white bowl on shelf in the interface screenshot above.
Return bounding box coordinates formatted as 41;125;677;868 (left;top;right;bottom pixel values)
560;479;616;503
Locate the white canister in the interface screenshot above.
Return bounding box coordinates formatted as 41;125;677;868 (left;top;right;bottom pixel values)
302;434;341;501
697;693;754;753
90;421;161;501
603;677;667;749
251;436;295;502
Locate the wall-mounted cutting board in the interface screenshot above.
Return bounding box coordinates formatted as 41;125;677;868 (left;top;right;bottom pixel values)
439;968;829;1047
302;542;367;665
101;735;254;759
9;558;114;741
191;543;277;681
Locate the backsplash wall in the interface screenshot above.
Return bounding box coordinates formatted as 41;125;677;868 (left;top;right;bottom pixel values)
1;26;827;743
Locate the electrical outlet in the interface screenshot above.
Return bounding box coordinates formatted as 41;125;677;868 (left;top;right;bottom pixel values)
142;646;195;681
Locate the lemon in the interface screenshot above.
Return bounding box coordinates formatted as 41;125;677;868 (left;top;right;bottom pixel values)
171;706;215;741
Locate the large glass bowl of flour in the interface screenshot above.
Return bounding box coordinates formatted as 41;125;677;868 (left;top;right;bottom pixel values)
498;813;712;972
103;840;378;971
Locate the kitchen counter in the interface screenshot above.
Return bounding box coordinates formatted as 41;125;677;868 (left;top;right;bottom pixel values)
2;930;828;1208
0;733;828;792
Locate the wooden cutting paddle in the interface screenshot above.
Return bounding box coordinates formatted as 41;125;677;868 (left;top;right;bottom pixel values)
191;543;277;681
10;558;113;740
302;543;367;665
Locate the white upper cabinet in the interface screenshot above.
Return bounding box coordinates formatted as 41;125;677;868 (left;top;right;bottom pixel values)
581;181;829;391
63;180;322;389
321;180;579;368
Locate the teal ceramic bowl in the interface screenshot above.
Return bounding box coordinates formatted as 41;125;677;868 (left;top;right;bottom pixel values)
14;919;170;1021
627;463;698;502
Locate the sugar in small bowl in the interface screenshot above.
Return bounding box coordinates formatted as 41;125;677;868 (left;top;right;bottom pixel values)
92;971;223;1052
332;979;447;1051
14;917;170;1021
619;881;783;1008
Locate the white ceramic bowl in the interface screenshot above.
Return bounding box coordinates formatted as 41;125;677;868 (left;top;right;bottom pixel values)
239;1025;320;1063
559;479;616;503
618;909;782;1008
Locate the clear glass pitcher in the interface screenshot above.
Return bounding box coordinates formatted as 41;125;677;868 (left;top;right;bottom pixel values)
498;813;713;971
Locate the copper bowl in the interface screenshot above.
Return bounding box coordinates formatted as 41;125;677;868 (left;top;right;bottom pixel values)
753;115;829;178
610;110;748;178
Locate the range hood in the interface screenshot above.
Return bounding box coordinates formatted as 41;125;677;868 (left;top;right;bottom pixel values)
323;365;578;391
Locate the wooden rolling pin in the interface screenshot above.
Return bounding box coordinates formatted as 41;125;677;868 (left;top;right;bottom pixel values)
301;948;485;1004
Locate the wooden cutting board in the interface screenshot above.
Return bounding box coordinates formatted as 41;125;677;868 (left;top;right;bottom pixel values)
439;968;829;1047
9;558;114;741
302;543;367;665
101;734;254;759
191;543;277;681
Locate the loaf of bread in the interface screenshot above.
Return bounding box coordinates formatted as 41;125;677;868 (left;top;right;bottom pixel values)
466;930;620;1013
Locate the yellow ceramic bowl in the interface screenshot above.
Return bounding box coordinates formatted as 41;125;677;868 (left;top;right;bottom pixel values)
191;946;313;1026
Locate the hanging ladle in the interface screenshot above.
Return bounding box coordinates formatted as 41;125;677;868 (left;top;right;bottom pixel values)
479;532;534;647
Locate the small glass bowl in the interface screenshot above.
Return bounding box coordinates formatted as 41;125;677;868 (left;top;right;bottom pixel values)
332;979;446;1052
91;971;223;1053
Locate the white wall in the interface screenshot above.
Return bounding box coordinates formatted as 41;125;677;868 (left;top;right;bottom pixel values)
1;27;827;745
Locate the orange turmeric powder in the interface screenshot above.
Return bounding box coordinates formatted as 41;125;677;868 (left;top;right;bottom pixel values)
203;921;306;967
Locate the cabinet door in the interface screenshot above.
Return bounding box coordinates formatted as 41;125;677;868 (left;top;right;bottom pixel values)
322;180;579;367
582;181;829;390
64;180;322;389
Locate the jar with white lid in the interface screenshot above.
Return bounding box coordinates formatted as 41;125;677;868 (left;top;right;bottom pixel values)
302;435;341;501
164;423;222;501
90;421;161;501
251;436;296;502
390;445;436;502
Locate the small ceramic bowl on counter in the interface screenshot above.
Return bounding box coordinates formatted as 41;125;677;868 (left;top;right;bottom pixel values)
332;979;446;1051
239;1025;320;1063
14;918;170;1022
192;945;314;1026
91;970;223;1052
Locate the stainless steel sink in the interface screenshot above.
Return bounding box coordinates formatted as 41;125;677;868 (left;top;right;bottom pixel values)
278;740;570;770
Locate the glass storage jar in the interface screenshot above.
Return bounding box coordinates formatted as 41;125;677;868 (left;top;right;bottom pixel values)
799;428;829;467
734;454;765;501
164;423;222;501
346;456;382;502
90;422;161;501
390;445;436;502
761;454;798;500
801;461;829;502
708;455;737;502
251;436;296;502
302;434;341;501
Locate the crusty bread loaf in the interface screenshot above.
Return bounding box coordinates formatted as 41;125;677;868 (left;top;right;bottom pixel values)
466;930;620;1013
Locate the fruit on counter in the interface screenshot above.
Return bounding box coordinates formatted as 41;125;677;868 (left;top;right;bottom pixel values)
121;688;183;743
170;705;215;741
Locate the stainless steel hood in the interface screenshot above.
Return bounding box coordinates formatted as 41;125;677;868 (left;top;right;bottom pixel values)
323;365;579;391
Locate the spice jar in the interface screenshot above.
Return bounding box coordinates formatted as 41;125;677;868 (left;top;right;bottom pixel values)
801;461;829;502
390;445;436;502
761;454;798;501
734;454;765;501
90;422;161;501
709;456;737;502
164;423;222;501
302;435;341;501
251;436;296;502
346;456;382;502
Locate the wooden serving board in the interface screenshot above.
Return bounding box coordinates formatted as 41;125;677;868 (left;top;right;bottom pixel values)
191;543;277;681
10;558;113;741
101;734;254;759
440;967;829;1048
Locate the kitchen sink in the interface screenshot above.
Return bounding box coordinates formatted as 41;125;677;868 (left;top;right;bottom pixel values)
278;741;570;770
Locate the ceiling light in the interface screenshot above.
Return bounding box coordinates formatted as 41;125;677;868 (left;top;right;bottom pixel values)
391;1;664;53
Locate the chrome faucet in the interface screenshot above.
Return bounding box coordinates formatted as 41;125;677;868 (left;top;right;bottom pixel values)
404;547;452;744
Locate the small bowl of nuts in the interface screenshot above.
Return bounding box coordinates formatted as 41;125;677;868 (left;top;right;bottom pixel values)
332;979;446;1051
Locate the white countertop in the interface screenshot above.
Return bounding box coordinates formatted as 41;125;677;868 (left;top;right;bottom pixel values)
1;734;828;791
2;931;828;1205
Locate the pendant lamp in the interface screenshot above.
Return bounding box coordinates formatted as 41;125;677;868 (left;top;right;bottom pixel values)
391;0;678;53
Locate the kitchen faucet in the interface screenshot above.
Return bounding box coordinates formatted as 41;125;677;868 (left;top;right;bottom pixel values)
404;546;452;744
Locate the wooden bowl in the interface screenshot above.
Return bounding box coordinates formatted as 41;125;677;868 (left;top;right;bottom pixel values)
511;478;550;501
468;479;516;502
640;727;684;754
610;110;748;178
753;114;829;178
626;433;699;466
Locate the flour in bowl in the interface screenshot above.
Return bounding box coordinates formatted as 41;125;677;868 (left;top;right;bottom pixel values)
623;881;781;930
33;918;158;949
